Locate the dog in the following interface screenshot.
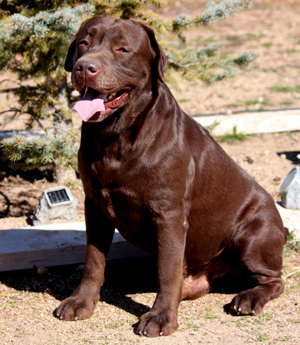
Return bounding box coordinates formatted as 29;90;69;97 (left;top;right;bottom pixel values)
56;16;286;337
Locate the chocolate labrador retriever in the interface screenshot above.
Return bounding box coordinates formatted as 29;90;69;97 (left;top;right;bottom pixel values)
56;15;286;337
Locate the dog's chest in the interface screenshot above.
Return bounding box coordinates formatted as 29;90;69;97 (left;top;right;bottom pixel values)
89;158;145;217
99;185;156;249
100;186;139;220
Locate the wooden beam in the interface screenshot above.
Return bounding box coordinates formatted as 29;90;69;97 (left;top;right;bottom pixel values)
0;222;150;272
193;109;300;136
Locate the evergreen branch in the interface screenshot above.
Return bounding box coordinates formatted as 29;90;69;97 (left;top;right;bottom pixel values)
201;0;252;25
103;0;166;8
6;4;95;38
230;51;258;68
140;0;166;7
0;108;20;115
1;133;80;170
36;118;47;129
0;86;38;93
166;56;193;73
0;79;21;86
172;0;252;34
0;88;20;93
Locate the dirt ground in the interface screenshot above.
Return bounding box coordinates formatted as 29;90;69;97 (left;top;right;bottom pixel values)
0;1;300;344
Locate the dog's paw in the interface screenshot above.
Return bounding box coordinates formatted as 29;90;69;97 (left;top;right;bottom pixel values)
55;295;99;321
224;290;264;316
134;310;178;337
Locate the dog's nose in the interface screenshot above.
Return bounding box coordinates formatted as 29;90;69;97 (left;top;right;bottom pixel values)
75;60;100;79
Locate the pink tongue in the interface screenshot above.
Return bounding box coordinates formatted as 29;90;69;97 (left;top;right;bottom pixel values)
74;89;107;122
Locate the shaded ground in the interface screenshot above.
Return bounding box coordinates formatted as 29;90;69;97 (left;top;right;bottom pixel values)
0;250;299;345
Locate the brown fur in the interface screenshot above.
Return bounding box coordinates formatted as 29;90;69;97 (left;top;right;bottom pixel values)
56;16;286;337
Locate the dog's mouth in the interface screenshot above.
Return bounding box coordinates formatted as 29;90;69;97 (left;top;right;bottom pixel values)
74;87;131;122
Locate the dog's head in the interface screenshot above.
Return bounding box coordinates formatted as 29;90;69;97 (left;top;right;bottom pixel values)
65;16;166;123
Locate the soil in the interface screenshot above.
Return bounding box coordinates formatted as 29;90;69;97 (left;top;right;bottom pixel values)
0;1;300;344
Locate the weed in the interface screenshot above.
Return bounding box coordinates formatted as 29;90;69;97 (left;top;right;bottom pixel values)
263;67;281;73
271;85;300;93
286;49;300;54
257;333;269;341
178;98;191;103
244;98;271;107
277;336;291;341
253;312;273;326
226;34;244;46
229;103;241;108
104;321;122;329
204;311;218;320
204;120;220;134
217;126;246;143
204;36;218;43
235;321;250;328
285;232;300;252
280;100;294;106
262;42;273;48
186;323;200;331
66;179;82;190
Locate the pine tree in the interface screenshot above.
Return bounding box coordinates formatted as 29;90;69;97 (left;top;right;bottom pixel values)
0;0;254;180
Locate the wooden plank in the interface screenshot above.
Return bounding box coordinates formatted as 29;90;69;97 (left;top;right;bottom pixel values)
193;109;300;136
0;222;150;272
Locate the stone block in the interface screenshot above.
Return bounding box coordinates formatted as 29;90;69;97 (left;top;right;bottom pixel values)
279;167;300;210
33;186;77;225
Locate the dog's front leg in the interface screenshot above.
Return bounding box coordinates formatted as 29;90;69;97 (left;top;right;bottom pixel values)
56;197;115;321
135;213;186;337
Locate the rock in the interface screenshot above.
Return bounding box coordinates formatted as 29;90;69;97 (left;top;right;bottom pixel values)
276;203;300;242
245;156;254;164
37;266;48;275
273;176;281;185
33;186;77;226
279;167;300;209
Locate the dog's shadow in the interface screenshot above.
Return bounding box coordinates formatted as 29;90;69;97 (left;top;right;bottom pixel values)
0;256;157;318
100;256;157;317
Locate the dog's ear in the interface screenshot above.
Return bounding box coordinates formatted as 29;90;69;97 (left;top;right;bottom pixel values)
64;35;77;72
140;23;167;82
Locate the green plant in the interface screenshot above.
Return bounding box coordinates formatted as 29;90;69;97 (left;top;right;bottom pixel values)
285;232;300;252
257;333;269;342
104;321;123;329
286;49;300;54
178;98;191;103
217;125;246;142
271;85;300;93
244;97;270;107
280;100;294;106
262;42;273;48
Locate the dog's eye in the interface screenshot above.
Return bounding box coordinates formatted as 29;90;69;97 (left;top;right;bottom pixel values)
116;47;128;53
78;40;89;46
